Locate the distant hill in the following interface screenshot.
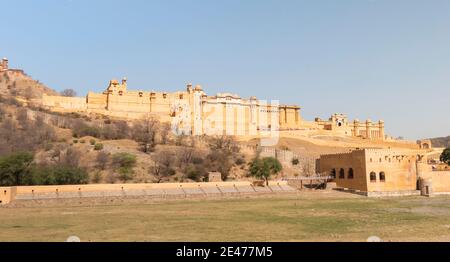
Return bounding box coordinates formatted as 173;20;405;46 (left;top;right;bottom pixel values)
429;136;450;148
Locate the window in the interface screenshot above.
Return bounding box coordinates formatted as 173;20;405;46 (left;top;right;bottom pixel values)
370;172;377;182
118;91;123;96
339;168;345;179
348;168;354;179
330;169;336;179
379;172;386;182
179;94;183;99
139;92;143;97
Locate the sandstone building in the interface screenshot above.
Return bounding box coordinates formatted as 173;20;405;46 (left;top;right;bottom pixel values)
42;77;385;139
319;148;450;196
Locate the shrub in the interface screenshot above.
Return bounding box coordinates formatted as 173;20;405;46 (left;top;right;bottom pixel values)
292;158;299;166
94;143;104;151
90;139;96;145
91;171;102;184
80;139;86;144
73;139;78;144
112;152;137;182
235;158;246;166
192;157;204;165
29;165;89;185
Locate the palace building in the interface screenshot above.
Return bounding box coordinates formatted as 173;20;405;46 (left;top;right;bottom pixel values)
42;77;385;139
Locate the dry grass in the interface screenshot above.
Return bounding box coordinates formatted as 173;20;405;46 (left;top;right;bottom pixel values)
1;192;450;242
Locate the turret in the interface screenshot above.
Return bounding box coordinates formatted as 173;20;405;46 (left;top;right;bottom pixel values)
1;58;8;71
187;83;193;93
366;119;372;139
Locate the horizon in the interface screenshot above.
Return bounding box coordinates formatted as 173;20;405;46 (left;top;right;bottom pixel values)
2;0;450;140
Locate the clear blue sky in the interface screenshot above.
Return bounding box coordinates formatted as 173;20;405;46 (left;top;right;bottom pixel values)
2;0;450;139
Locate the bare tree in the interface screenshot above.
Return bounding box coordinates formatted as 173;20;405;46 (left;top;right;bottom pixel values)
301;160;315;177
96;151;109;170
160;122;171;144
150;150;176;183
208;136;240;154
60;89;77;97
132;116;160;153
176;147;195;167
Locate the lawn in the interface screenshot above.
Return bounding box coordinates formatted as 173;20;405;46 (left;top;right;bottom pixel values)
1;192;450;242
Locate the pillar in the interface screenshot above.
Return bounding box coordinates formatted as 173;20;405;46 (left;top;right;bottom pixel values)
366;119;372;139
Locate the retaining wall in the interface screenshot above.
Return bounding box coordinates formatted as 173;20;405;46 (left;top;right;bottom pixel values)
0;181;296;205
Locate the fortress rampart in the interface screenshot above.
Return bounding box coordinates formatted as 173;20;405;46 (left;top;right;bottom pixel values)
42;77;386;139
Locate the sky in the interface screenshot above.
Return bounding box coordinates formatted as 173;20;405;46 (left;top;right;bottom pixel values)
1;0;450;140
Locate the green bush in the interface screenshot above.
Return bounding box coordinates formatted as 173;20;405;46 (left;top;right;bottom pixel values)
29;165;89;185
73;139;78;144
112;152;137;182
94;143;104;151
80;139;86;144
90;139;96;145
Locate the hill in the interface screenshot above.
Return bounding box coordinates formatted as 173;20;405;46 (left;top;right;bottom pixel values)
429;136;450;148
0;70;58;99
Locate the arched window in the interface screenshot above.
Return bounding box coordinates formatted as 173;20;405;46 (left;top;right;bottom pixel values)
379;172;386;182
348;168;354;179
370;172;377;182
339;168;345;179
330;169;336;179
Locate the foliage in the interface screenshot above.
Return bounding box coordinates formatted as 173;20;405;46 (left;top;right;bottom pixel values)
292;158;299;165
248;157;282;185
94;143;104;151
112;152;137;182
441;148;450;165
29;165;89;185
0;152;34;186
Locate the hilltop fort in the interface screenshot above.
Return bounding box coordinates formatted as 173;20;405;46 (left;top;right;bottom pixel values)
42;76;385;140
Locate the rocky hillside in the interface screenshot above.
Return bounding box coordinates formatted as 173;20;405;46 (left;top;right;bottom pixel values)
429;136;450;148
0;71;58;99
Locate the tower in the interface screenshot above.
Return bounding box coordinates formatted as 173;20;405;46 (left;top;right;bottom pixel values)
1;58;8;71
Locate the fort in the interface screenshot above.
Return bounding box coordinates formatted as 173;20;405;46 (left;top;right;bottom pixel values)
42;76;385;139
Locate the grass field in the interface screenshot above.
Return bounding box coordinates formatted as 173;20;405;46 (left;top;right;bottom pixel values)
1;191;450;242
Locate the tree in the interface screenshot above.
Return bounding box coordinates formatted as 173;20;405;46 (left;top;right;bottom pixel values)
112;152;137;182
29;165;88;185
441;148;450;165
249;157;282;186
150;150;176;183
132;116;159;153
60;89;77;97
96;151;109;170
0;152;34;186
160;122;171;144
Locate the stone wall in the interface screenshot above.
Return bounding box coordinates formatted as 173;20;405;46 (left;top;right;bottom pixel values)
0;181;296;205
